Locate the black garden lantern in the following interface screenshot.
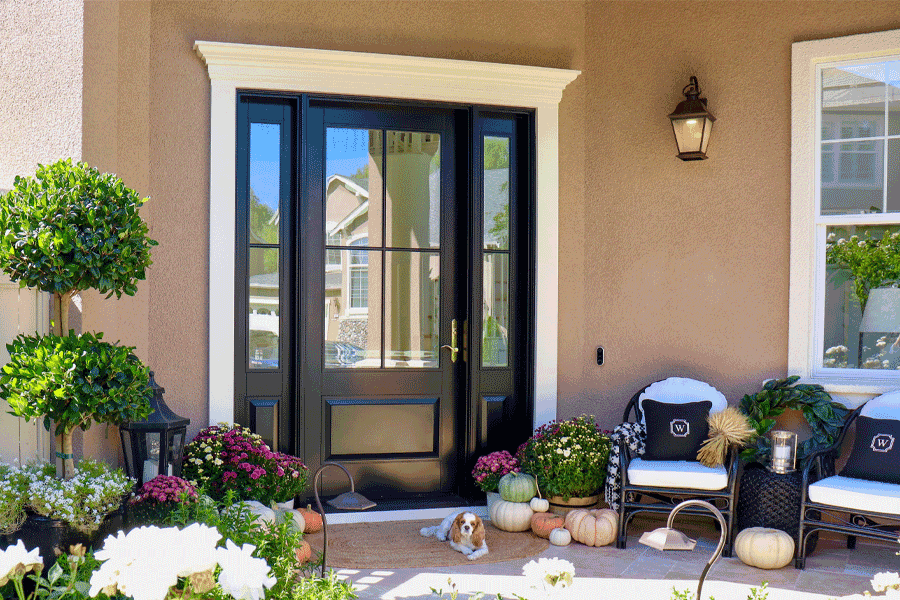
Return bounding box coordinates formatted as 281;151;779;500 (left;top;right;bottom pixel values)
119;371;190;486
669;76;716;161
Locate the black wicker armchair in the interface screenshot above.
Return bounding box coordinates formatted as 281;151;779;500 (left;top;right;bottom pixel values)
796;393;900;569
616;377;740;558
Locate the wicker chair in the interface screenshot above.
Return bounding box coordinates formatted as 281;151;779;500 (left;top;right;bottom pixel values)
796;391;900;569
616;377;739;557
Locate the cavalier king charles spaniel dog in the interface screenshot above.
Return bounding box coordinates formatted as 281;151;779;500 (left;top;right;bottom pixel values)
420;511;488;560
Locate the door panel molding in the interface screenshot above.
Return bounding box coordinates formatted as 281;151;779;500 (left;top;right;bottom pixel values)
197;41;579;433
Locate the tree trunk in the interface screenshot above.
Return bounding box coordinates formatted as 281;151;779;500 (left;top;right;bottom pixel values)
60;430;75;480
57;290;74;336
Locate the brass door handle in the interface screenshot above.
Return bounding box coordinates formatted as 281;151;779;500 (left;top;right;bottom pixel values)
441;319;459;363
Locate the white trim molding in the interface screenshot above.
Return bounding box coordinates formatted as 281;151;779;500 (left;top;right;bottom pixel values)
195;41;580;429
790;29;900;401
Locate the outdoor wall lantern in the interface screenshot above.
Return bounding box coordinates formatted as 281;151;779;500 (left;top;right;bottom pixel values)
313;462;376;578
639;499;727;600
669;75;716;161
119;372;190;486
769;430;798;474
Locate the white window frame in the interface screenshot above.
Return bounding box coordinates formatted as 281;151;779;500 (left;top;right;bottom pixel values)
347;236;369;315
195;41;579;428
790;29;900;399
325;221;341;271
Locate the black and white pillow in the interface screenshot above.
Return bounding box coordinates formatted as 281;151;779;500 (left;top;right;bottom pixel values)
840;416;900;484
641;399;712;461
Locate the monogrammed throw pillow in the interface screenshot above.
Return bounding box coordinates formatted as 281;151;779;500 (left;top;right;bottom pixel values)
641;399;712;461
840;416;900;484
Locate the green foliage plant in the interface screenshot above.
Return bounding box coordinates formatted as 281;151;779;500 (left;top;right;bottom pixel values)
0;158;157;334
0;331;152;478
738;376;849;466
516;415;611;500
826;229;900;312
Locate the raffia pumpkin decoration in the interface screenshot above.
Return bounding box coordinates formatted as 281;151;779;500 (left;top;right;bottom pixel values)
734;527;794;569
531;512;565;538
564;508;618;547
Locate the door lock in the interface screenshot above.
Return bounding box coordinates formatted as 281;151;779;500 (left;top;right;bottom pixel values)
441;319;459;363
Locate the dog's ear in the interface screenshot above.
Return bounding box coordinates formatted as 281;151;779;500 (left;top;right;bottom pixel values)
471;516;485;548
450;514;464;543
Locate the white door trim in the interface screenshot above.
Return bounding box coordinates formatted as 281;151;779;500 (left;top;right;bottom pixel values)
195;41;580;430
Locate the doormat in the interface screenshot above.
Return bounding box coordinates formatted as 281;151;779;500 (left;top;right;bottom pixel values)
305;519;549;569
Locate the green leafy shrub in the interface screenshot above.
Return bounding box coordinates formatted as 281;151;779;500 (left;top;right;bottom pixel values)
826;229;900;312
0;158;157;302
0;331;152;478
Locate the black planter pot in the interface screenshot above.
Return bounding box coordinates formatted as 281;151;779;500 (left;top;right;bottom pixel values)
13;507;126;573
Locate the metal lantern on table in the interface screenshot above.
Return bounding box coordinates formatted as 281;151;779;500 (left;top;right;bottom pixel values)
119;372;190;485
769;430;798;474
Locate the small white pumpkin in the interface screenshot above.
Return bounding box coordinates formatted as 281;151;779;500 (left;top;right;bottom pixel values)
549;527;571;546
490;498;533;532
734;527;795;570
530;496;550;512
274;508;306;533
499;472;537;502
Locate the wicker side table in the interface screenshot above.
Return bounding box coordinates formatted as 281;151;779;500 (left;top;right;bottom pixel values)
737;463;817;552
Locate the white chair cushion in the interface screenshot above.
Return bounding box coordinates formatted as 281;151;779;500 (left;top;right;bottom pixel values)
861;389;900;421
638;377;727;426
627;457;728;490
808;475;900;515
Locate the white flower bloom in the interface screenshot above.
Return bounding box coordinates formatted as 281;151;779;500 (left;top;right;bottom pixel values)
0;540;43;586
872;572;900;592
522;557;575;592
215;539;276;600
173;523;221;577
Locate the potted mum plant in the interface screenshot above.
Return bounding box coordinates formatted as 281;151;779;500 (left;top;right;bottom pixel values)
0;158;158;478
181;423;309;507
517;415;611;510
471;450;519;512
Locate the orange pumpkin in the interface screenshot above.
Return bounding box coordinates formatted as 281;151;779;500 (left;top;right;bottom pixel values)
297;505;323;533
531;512;565;538
295;540;312;564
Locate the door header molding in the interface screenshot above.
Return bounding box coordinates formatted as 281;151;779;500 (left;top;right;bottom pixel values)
195;40;580;430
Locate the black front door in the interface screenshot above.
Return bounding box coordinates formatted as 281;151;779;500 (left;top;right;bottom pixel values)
235;94;534;502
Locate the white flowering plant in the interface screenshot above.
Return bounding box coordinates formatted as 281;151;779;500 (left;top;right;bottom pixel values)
516;415;611;499
522;557;575;595
21;459;133;535
0;465;27;535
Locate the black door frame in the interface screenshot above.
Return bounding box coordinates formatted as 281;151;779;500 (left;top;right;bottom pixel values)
234;91;537;502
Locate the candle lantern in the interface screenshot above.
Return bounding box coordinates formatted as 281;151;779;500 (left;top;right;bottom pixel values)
769;430;798;474
120;372;190;486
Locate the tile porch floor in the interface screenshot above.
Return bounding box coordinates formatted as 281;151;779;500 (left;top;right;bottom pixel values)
329;517;899;600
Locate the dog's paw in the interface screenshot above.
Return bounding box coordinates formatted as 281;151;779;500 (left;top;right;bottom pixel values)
467;553;480;560
436;533;447;542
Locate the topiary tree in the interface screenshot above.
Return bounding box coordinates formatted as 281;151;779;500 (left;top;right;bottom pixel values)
0;331;153;478
0;158;157;335
0;159;158;478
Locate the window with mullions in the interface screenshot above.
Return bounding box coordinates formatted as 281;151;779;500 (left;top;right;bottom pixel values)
817;58;900;372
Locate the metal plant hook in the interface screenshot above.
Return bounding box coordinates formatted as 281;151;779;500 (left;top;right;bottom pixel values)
313;461;376;578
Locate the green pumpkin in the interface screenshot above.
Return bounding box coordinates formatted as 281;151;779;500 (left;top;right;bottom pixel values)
498;472;537;502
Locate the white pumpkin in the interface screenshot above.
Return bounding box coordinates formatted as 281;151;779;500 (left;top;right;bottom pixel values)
275;508;306;533
530;497;550;512
549;527;571;546
734;527;795;570
235;501;276;525
564;508;618;547
490;498;533;532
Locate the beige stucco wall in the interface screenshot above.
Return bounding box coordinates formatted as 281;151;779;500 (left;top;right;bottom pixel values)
0;0;82;189
79;1;900;448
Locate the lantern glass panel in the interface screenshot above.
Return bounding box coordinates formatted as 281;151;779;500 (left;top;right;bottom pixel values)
169;431;185;477
673;117;709;154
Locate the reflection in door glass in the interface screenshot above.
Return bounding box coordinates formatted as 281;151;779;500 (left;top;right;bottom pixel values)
325;128;382;246
484;136;509;250
385;131;440;248
482;253;509;367
385;250;440;367
249;124;281;244
249;247;279;369
324;249;382;368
